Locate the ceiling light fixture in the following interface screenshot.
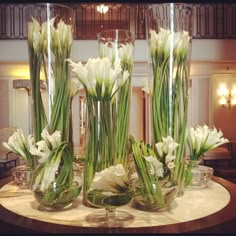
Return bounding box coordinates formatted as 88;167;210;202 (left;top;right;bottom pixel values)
97;4;109;14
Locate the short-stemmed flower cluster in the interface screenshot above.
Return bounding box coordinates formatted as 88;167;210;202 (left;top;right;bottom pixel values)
185;124;229;185
2;129;35;171
3;127;81;208
187;124;229;161
131;136;178;210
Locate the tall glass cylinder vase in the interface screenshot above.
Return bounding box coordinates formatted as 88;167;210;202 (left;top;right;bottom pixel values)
145;3;193;197
97;29;135;171
82;29;134;206
67;56;133;225
26;4;81;210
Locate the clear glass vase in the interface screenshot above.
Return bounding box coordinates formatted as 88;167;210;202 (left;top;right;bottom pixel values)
145;3;193;197
31;160;82;211
185;159;214;188
82;29;135;208
97;29;135;170
131;174;177;212
12;164;31;189
83;99;133;226
26;4;81;210
130;140;177;212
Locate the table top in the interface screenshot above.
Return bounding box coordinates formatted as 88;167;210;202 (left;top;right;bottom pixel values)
0;176;236;233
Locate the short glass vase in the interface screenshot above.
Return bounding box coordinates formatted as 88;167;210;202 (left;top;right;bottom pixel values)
130;172;177;212
12;165;31;188
31;164;82;211
185;160;214;189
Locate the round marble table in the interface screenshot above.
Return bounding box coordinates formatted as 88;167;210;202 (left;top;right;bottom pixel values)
0;176;236;233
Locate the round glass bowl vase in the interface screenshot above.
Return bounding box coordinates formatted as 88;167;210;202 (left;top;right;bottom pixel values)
12;165;31;188
185;160;214;189
31;164;82;211
130;172;177;212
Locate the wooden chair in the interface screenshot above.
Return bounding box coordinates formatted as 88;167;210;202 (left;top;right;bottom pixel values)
202;146;232;168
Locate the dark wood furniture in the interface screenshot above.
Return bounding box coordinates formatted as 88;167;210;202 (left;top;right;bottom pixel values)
202;147;232;167
0;155;18;170
0;176;236;233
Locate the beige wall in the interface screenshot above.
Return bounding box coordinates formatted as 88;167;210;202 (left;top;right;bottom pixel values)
1;39;236;146
0;79;10;127
210;74;236;140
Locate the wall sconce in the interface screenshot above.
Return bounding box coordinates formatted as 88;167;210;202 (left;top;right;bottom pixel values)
218;84;236;109
97;4;109;14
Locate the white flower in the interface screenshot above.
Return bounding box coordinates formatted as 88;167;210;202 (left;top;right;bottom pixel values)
39;154;61;192
149;29;159;57
99;41;134;69
69;78;80;97
144;155;164;177
149;28;171;59
188;124;229;160
99;42;114;62
118;43;134;67
28;128;62;163
142;77;153;95
67;57;129;99
27;17;46;53
90;164;129;193
155;136;179;167
2;129;29;160
174;31;190;60
41;128;62;150
149;28;190;61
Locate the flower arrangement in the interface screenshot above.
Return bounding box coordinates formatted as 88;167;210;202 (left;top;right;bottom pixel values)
87;164;131;207
131;136;178;211
3;127;81;208
185;124;229;185
2;129;35;171
187;124;229;161
27;16;75;142
146;27;191;195
17;6;81;209
27;16;48;143
98;33;134;169
67;57;130;206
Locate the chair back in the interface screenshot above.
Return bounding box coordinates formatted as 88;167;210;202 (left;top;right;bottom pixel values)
0;127;17;154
